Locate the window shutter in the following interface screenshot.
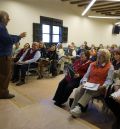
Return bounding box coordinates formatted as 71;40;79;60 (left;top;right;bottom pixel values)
61;26;68;43
33;23;42;42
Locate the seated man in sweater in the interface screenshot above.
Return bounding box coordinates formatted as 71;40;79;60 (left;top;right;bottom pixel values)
70;49;114;117
12;42;41;86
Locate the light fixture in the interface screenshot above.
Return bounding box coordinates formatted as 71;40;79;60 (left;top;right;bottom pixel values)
115;22;120;25
81;0;96;16
88;16;120;19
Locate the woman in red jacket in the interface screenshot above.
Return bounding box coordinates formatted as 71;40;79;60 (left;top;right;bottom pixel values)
53;51;91;107
70;49;114;117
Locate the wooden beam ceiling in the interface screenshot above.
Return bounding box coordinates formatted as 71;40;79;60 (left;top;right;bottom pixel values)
60;0;120;16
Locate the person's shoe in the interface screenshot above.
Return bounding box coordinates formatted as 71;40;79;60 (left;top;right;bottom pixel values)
70;106;81;117
0;94;15;99
54;102;64;108
37;75;43;80
52;74;57;77
59;71;63;74
16;81;25;86
12;79;19;83
52;72;57;77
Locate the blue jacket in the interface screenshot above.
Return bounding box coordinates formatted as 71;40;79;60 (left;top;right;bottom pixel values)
0;23;21;56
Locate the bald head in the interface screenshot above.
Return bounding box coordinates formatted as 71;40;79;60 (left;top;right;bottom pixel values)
0;11;10;25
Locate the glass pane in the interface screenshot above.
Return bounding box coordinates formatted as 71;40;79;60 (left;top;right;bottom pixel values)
42;24;50;33
52;35;59;42
42;34;50;42
53;26;59;34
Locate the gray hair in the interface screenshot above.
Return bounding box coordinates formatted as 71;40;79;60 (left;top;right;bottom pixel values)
97;49;111;63
0;11;9;24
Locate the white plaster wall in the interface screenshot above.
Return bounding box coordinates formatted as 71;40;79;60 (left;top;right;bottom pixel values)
0;0;120;47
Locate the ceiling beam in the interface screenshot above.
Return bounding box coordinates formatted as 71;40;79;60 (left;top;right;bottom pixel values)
70;0;88;4
70;0;81;4
99;10;119;13
61;0;70;1
95;8;120;12
78;3;89;7
92;5;120;10
92;2;119;9
92;6;120;11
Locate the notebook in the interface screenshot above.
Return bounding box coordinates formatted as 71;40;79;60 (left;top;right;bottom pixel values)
83;82;99;91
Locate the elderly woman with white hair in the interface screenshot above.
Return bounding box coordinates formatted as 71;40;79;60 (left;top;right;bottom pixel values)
70;49;114;117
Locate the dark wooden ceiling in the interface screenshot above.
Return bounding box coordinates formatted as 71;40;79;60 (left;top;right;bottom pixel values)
61;0;120;16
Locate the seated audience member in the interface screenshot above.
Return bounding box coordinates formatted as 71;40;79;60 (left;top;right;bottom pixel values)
97;44;104;50
12;42;41;86
84;41;90;50
112;49;120;70
106;45;111;51
14;43;30;62
64;44;76;64
39;41;47;58
53;51;91;107
47;45;58;77
12;42;21;58
56;43;65;74
89;44;97;61
105;49;120;129
105;70;120;129
71;42;77;51
110;44;118;61
77;44;86;55
110;44;118;52
68;44;76;57
37;41;47;79
70;49;114;117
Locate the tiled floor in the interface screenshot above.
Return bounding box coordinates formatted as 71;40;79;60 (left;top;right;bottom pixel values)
0;75;110;129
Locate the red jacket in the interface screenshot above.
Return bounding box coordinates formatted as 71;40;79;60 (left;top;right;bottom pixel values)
66;59;91;81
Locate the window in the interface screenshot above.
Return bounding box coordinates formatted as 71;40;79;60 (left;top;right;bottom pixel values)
40;16;63;44
42;24;60;43
52;26;60;43
33;16;68;43
42;24;50;42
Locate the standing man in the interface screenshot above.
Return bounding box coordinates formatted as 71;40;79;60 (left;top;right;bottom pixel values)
0;10;26;99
